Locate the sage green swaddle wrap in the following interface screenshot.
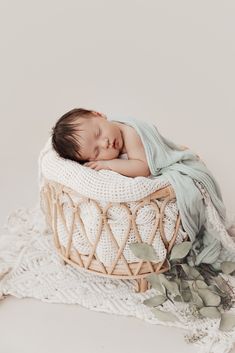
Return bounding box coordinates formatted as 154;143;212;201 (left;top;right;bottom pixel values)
108;115;229;266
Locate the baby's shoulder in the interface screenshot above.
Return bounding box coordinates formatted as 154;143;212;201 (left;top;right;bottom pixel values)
111;118;149;166
122;125;148;164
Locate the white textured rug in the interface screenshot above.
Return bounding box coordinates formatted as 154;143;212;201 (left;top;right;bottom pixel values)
1;203;235;353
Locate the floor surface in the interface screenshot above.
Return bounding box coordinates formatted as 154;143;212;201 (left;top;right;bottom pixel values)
0;296;198;353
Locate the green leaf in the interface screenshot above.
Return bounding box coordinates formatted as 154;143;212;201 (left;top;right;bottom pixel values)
219;313;235;331
186;255;195;267
187;282;204;308
181;279;190;290
181;289;192;302
151;308;178;322
208;284;227;298
143;295;166;307
208;284;219;292
190;290;204;308
181;264;204;280
221;261;235;275
195;280;208;289
146;273;180;297
169;241;193;261
174;295;184;302
129;242;158;261
174;277;182;288
197;288;221;307
199;307;221;319
190;268;203;280
212;275;232;297
145;273;165;294
180;264;203;280
158;274;181;297
180;263;191;277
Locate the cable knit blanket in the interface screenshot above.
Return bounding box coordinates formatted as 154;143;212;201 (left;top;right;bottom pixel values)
1;201;235;353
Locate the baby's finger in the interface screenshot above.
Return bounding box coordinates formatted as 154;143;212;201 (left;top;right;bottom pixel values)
90;163;98;169
85;162;94;167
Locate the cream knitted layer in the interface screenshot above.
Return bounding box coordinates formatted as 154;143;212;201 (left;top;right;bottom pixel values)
38;136;176;202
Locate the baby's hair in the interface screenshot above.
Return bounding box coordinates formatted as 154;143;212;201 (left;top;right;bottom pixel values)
51;108;94;164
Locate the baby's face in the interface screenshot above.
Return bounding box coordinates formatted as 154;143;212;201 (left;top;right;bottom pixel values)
74;114;124;161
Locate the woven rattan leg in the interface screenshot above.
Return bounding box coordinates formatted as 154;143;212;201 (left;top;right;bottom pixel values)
134;278;150;293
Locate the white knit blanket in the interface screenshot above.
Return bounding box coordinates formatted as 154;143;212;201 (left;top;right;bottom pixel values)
1;200;235;353
38;136;174;202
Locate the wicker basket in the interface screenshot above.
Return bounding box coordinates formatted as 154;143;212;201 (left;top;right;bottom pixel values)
40;179;188;293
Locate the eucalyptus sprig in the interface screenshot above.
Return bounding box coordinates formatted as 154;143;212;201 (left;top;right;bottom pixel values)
129;240;235;332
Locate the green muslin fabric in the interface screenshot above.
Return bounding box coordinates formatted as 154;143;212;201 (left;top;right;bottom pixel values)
108;115;228;266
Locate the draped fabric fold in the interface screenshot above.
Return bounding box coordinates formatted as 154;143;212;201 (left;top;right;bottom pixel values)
108;115;229;265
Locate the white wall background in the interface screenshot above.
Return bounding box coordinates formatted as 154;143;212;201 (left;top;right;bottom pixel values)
0;0;234;226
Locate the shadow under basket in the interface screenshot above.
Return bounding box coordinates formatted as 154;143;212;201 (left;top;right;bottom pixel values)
40;179;188;293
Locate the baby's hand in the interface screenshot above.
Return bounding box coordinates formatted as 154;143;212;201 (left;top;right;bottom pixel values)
84;160;111;171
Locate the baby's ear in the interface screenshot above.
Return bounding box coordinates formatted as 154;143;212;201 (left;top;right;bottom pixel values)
92;110;101;116
92;111;107;119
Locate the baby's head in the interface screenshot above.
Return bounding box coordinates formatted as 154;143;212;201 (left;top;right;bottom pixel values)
51;108;124;164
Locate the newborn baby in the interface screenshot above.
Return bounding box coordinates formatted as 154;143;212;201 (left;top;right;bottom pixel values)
51;108;152;177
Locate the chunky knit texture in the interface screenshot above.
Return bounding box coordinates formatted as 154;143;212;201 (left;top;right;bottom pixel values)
38;136;173;202
0;200;235;353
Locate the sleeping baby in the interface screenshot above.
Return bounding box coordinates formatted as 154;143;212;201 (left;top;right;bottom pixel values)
51;107;229;268
51;107;193;178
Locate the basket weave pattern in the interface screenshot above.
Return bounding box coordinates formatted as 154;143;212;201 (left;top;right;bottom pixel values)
40;180;188;292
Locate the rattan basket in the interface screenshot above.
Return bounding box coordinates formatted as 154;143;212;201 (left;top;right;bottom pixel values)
40;179;188;293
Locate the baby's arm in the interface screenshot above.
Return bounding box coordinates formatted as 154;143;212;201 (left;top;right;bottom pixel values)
107;158;150;177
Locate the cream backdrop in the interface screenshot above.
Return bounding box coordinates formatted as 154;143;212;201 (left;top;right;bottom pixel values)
0;0;234;228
